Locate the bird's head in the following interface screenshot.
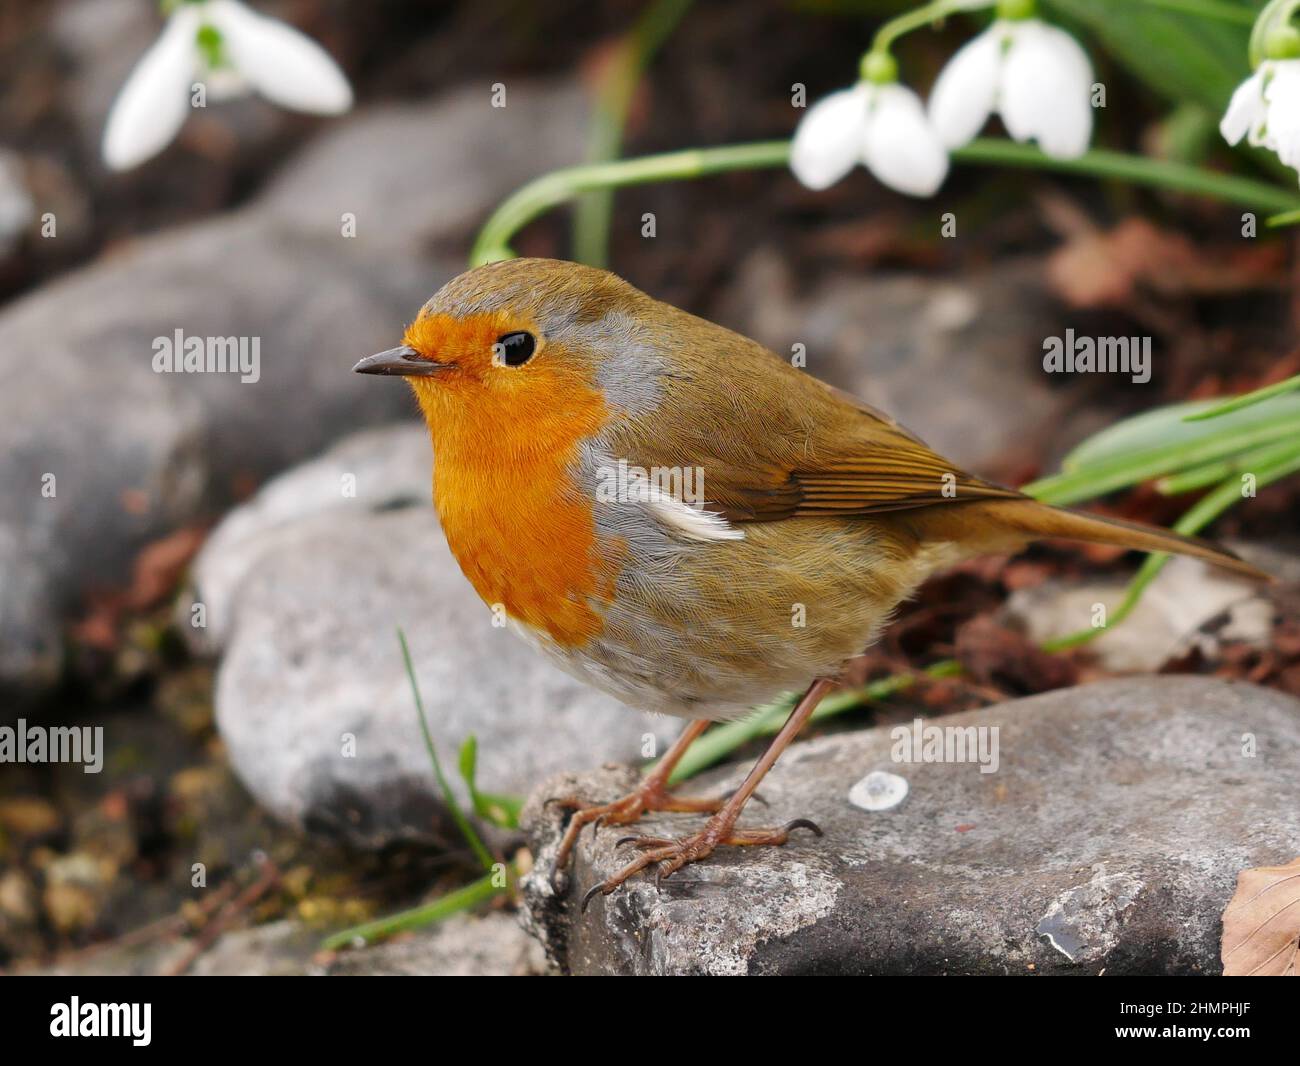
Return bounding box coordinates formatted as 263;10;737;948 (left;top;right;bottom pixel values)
354;258;671;456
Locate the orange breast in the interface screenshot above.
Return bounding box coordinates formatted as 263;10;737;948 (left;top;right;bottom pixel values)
411;319;621;648
435;448;619;648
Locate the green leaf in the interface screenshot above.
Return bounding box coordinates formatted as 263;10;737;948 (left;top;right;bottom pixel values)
398;629;495;872
458;735;477;791
1184;373;1300;419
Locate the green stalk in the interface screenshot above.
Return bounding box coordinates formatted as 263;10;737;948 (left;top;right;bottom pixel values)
1021;417;1300;505
573;0;693;267
398;629;495;872
1040;445;1300;651
1267;207;1300;227
470;139;1300;265
1156;437;1300;494
952;140;1300;212
669;661;962;782
320;869;508;951
1250;0;1300;67
1184;373;1300;419
471;141;791;265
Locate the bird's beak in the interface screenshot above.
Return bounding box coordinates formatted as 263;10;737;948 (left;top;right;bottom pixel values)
352;345;450;377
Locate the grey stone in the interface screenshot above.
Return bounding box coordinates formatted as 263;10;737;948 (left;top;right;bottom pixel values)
35;913;546;976
188;426;672;848
180;422;432;654
1003;555;1272;674
520;676;1300;975
321;912;548;977
0;82;587;697
714;249;1107;472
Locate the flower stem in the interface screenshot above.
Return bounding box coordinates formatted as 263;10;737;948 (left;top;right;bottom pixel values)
573;0;694;267
1250;0;1300;66
470;138;1300;264
470;141;792;265
952;138;1300;213
870;0;997;58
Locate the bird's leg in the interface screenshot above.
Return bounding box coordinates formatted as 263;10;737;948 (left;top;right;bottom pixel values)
582;677;837;910
548;718;718;886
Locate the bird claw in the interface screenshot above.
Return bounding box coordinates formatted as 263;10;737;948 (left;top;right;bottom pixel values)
574;815;823;909
580;882;606;914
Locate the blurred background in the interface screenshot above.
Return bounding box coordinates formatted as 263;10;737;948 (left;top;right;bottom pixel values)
0;0;1297;975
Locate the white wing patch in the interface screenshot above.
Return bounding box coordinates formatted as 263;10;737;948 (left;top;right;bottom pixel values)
629;472;744;543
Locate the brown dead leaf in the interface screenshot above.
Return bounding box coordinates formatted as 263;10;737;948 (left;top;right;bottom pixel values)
1047;217;1285;309
71;525;207;650
124;525;206;611
1221;856;1300;976
954;615;1078;694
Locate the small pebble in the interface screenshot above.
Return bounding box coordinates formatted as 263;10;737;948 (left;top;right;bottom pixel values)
848;770;908;812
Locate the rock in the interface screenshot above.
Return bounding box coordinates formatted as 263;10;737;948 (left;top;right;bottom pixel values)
519;676;1300;975
186;426;671;848
35;912;546;976
0;82;587;698
320;912;547;977
180;423;432;653
714;249;1107;473
0;149;35;259
1003;555;1272;673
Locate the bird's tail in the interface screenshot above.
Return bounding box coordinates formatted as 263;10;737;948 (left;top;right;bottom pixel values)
911;497;1269;581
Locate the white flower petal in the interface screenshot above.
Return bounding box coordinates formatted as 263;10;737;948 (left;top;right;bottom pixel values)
1263;61;1300;168
862;84;949;197
928;25;1003;149
201;65;253;103
790;84;871;190
1220;67;1268;147
1000;19;1094;158
208;0;352;114
101;7;201;170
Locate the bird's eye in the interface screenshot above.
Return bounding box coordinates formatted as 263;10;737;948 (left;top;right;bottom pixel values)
493;331;536;367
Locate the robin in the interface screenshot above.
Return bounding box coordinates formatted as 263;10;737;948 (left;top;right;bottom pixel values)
354;257;1263;908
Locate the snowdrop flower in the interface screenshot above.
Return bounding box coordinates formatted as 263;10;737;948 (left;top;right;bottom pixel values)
103;0;352;171
928;15;1094;160
791;67;949;197
1221;59;1300;175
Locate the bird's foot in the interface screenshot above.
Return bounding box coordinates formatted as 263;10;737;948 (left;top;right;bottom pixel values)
547;780;723;890
580;816;822;912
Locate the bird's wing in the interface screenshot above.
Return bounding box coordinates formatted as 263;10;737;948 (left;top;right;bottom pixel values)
611;325;1024;523
704;414;1024;523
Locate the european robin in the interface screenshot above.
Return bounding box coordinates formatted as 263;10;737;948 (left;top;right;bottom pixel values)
354;257;1264;906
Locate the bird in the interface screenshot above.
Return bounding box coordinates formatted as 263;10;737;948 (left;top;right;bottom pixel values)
354;257;1265;908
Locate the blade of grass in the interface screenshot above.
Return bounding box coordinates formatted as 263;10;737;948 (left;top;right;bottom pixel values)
320;868;508;951
1041;446;1300;650
1022;417;1300;505
573;0;694;266
669;660;961;783
1184;373;1300;420
1156;437;1300;494
398;628;495;872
